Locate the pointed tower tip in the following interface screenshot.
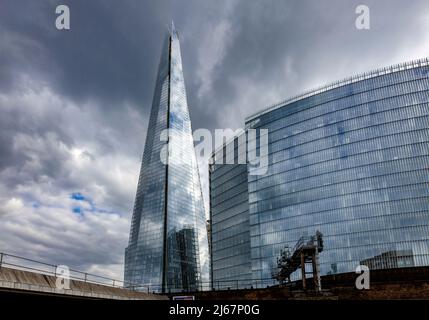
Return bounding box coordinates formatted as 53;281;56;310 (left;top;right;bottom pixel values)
168;20;178;38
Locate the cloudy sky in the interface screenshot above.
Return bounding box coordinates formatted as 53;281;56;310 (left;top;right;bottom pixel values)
1;0;428;280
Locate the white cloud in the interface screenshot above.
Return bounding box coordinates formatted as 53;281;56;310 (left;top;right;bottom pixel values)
196;19;235;98
195;1;239;99
0;195;130;277
0;197;24;216
0;76;141;279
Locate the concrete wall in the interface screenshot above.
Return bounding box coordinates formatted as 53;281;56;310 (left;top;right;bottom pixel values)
0;267;167;300
180;267;429;300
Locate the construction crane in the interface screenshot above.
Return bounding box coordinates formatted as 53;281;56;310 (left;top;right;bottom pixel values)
273;231;324;291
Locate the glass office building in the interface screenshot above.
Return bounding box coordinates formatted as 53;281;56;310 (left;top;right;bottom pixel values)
209;134;252;289
211;58;429;286
125;23;209;293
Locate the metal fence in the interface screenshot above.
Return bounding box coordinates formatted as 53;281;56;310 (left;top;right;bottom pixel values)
0;251;148;291
0;251;283;293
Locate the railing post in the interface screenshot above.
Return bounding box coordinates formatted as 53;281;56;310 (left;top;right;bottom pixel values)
0;252;3;269
113;280;116;287
84;273;87;282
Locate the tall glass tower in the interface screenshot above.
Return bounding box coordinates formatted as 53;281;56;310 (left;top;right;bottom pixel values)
209;58;429;288
124;23;209;293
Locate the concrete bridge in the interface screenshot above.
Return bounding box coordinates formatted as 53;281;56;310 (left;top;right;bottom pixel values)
0;267;166;300
0;252;166;300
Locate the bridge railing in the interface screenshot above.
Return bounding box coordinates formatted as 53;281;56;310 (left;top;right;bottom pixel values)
0;251;284;293
0;251;148;292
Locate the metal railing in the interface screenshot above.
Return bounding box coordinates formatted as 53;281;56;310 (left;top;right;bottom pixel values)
1;251;425;296
246;57;429;121
0;251;153;292
0;251;286;294
126;278;281;293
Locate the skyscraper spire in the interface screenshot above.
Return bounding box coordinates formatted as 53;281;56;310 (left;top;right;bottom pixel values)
170;20;176;35
124;24;209;293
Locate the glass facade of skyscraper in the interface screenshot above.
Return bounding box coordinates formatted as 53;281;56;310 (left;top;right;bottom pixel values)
125;24;209;293
211;59;429;286
210;135;252;289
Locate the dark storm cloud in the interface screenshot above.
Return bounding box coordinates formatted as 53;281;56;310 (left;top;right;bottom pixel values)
184;0;429;130
2;0;428;131
1;0;164;106
1;0;428;278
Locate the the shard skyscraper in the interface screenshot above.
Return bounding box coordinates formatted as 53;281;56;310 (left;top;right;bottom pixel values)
124;23;209;293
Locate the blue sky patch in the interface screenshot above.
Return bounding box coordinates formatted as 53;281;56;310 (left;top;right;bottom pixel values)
70;192;120;216
71;192;86;201
72;206;83;216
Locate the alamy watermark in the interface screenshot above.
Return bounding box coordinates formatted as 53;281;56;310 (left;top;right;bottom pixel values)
355;5;370;30
55;5;70;30
160;128;269;175
55;265;71;290
355;265;370;290
55;4;370;32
